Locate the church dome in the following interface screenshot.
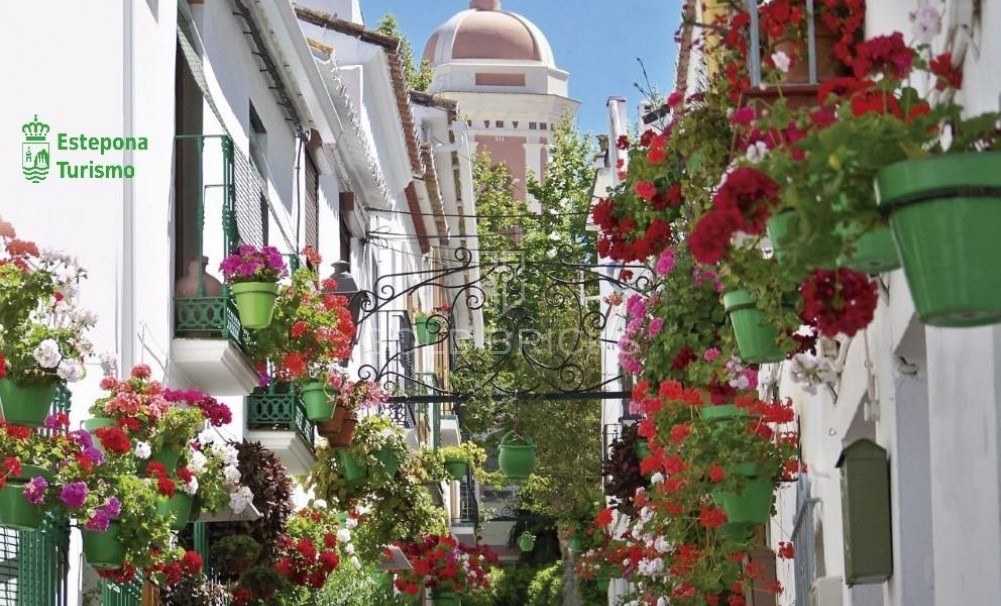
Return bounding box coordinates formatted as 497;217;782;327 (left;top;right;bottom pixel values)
422;0;556;68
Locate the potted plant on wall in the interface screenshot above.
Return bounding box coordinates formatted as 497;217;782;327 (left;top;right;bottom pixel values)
439;442;486;481
0;221;93;426
219;244;288;330
316;378;390;446
394;535;497;605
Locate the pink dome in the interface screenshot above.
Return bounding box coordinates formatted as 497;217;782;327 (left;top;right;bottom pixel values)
423;1;556;68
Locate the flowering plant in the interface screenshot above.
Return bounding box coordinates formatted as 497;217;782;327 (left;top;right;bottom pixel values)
247;266;356;384
393;534;497;597
272;506;344;589
328;376;390;414
0;219;94;387
601;423;650;517
187;437;255;517
592;130;686;262
219;244;287;284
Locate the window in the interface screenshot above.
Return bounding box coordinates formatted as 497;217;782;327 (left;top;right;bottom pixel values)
495;121;504;128
529;122;537;130
540;122;548;130
249;103;269;244
512;121;519;129
304;152;319;250
483;120;490;128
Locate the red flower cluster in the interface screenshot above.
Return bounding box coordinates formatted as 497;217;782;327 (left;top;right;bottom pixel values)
817;0;866;66
93;426;131;455
144;461;184;498
800;268;878;337
930;52;963;91
852;32;915;79
274;533;340;589
688;168;780;265
395;535;497;596
148;550;202;585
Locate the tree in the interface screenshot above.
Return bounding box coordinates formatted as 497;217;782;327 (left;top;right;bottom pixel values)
377;14;433;92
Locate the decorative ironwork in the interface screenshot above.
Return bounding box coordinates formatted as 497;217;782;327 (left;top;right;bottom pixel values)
349;244;648;403
100;577;143;606
246;386;316;450
379;402;416;430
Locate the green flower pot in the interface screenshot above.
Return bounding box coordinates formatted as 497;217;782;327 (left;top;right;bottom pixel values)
83;524;125;570
723;290;785;364
157;493;194;531
431;590;460;606
230;281;279;330
517;532;536;552
766;210;797;264
301;381;334;422
83;417;116;433
444;458;468;480
17;465;54;483
568;536;584;552
0;378;58;427
415;316;442;346
150;445;181;474
877;152;1001;326
597;577;610;592
497;431;536;480
337;449;368;484
712;464;774;525
0;482;44;531
634;439;651;460
377;445;401;477
838;224;901;274
699;404;748;422
721;522;756;542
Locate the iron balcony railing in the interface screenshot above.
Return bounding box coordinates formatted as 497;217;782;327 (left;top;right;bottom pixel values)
246;384;316;451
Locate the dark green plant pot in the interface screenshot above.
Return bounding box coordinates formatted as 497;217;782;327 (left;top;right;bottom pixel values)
377;445;401;477
597;577;610;592
838;224;901;274
83;524;125;569
766;210;796;264
444;458;468;480
16;465;54;483
337;449;368;484
497;431;536;480
83;417;116;433
0;378;58;427
723;290;785;364
301;381;334;422
431;590;460;606
568;536;584;552
712;464;774;525
151;445;181;474
721;522;756;541
157;493;194;531
634;439;651;460
699;404;748;421
415;316;442;346
230;281;279;329
518;532;536;552
877;152;1001;326
0;482;44;531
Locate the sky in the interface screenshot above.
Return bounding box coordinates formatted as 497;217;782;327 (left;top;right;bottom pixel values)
359;0;682;137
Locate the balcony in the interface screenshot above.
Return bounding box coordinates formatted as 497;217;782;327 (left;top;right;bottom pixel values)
171;134;258;396
245;385;317;475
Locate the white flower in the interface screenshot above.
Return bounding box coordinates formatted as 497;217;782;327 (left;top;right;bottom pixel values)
188;449;207;474
911;6;942;45
134;441;152;460
313;499;328;510
349;556;361;569
653;536;670;553
344;543;355;555
649;472;665;485
33;339;61;369
345;516;359;529
337;528;352;543
229;486;254;514
637;557;664;576
99;353;118;378
182;477;199;495
657;598;668;606
771;50;791;74
223;465;242;488
56;359;85;382
745;140;770;164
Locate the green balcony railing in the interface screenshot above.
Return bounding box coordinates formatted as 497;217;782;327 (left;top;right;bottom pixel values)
246;385;315;451
415;372;442;449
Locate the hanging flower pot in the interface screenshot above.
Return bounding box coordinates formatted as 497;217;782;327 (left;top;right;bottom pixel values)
568;535;584;552
83;417;116;433
0;482;44;531
230;282;280;330
876;152;1001;326
517;531;536;553
431;589;460;606
723;290;785;364
0;378;58;427
634;439;651;460
301;381;334;422
721;522;755;542
443;457;468;480
497;431;536;480
414;314;441;346
82;523;126;570
323;414;359;448
337;449;368;484
150;445;181;474
157;493;194;531
838;224;901;274
377;444;401;477
699;403;748;422
711;463;774;525
317;406;348;435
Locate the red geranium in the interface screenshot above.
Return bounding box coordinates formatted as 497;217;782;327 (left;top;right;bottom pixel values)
800;268;878;337
93;426;131;455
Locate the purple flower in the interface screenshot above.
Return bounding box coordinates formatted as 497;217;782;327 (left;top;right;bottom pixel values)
84;448;105;465
43;414;62;430
654;248;676;276
101;496;122;519
23;477;48;505
59;481;88;509
69;429;94;449
84;510;110;533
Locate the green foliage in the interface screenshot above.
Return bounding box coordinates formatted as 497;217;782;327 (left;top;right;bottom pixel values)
209;535;262;573
314;567;410;606
490;565;536;606
377;14;432;91
526;563;564;606
440;442;486;468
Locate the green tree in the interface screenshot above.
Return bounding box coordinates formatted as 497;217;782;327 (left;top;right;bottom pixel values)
377;14;433;91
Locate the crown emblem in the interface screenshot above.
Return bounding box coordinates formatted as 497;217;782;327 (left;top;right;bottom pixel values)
22;115;49;142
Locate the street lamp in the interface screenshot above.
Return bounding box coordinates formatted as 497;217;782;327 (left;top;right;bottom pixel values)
328;260;363;327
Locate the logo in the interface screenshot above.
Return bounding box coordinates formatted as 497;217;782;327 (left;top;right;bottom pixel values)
22;115;50;183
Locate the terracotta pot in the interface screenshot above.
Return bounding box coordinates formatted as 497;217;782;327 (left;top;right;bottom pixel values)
322;414;359;448
175;257;223;298
772;21;846;85
316;406;348;435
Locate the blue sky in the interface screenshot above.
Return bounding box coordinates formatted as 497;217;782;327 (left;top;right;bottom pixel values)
360;0;681;137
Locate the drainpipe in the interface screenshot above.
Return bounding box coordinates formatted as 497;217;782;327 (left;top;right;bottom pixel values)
121;0;136;370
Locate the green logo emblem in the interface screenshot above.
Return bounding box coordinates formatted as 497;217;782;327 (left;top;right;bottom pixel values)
22;115;50;183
